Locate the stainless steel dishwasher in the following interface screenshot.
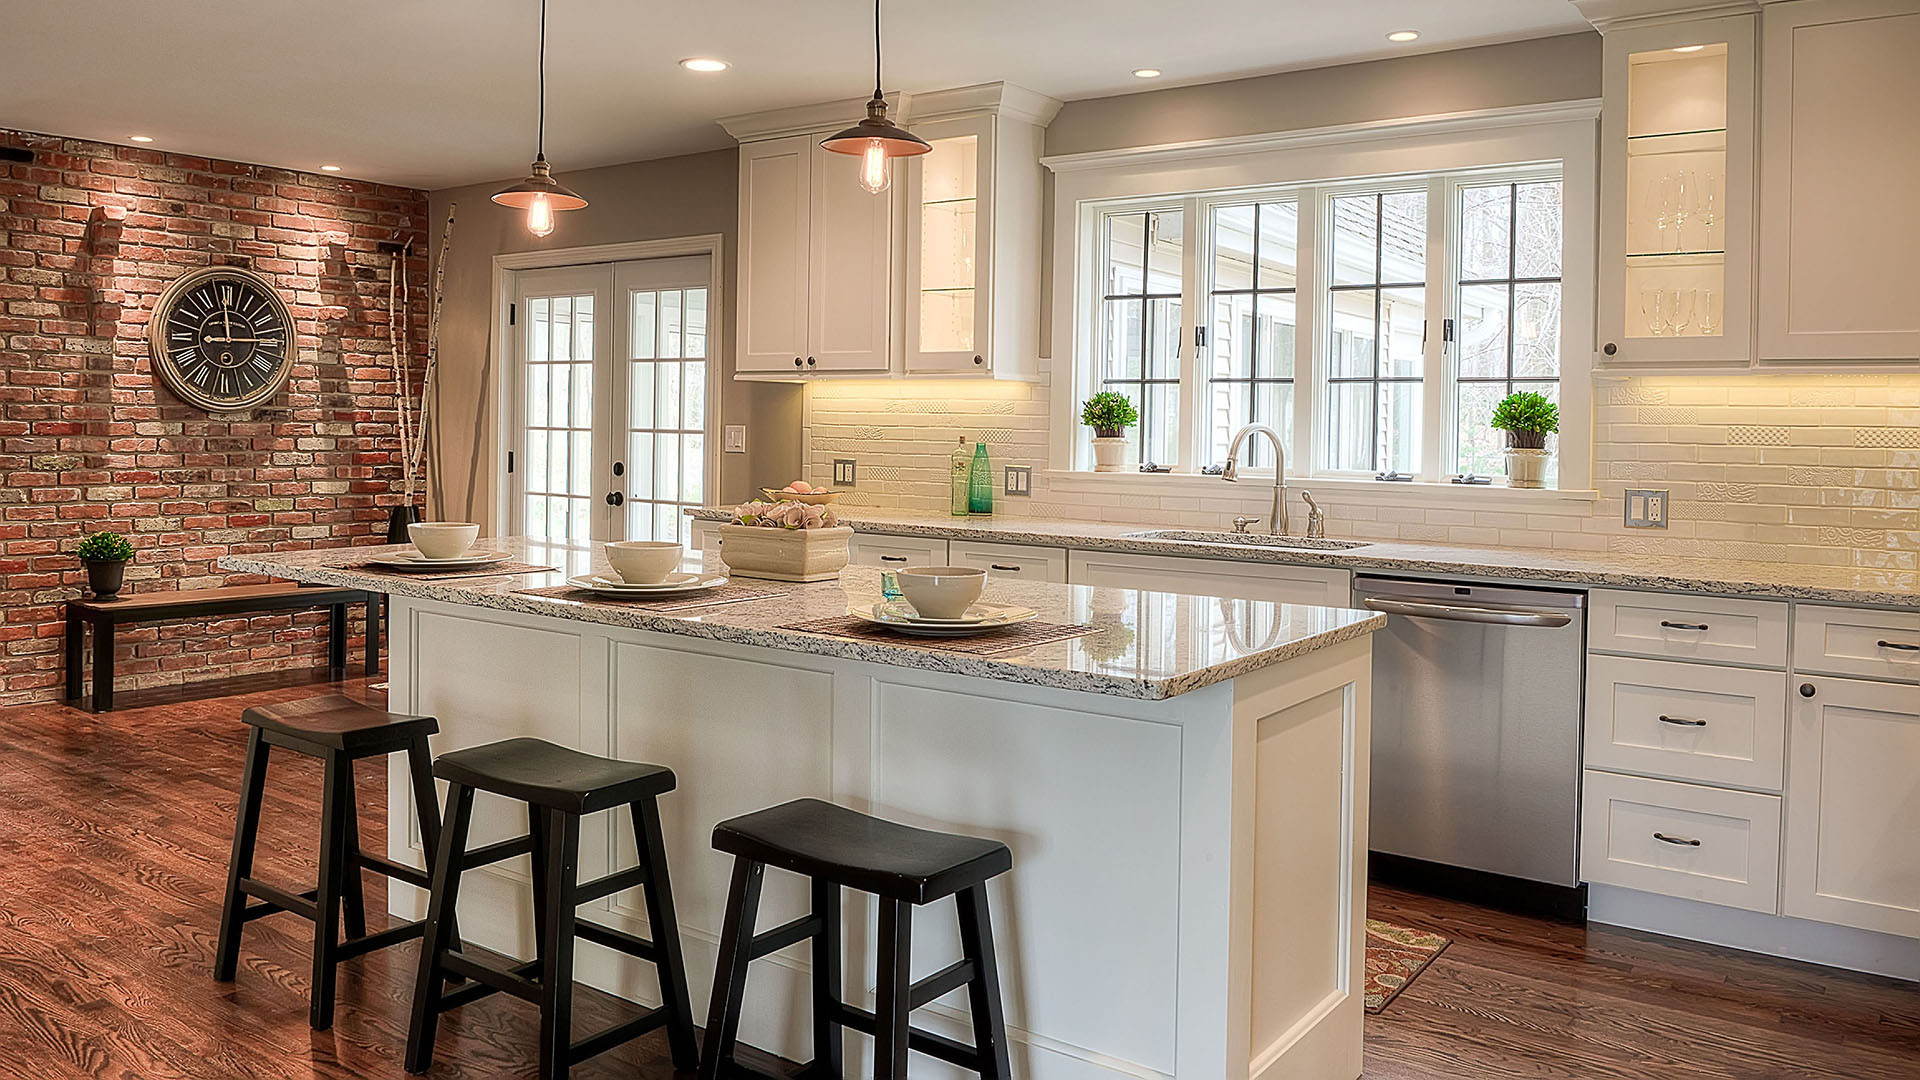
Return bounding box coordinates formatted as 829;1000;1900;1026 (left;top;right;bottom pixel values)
1354;575;1587;914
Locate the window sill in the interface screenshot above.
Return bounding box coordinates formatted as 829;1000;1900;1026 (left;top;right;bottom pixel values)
1042;470;1598;505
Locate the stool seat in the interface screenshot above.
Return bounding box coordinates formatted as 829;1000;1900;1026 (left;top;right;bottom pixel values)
433;737;675;814
242;694;438;753
715;798;1011;906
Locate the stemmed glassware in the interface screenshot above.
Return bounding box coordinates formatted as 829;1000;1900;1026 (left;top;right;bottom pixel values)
1639;287;1718;336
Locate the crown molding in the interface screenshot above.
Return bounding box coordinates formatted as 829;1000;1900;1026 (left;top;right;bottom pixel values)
717;94;899;143
1571;0;1761;31
718;82;1061;144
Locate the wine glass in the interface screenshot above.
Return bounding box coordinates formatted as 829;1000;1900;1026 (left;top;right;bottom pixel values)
1672;171;1693;251
1698;288;1719;336
1701;173;1720;249
1644;175;1672;253
1641;288;1666;336
1670;289;1694;336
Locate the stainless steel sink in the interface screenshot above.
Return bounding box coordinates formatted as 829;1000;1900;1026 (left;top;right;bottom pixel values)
1121;529;1369;551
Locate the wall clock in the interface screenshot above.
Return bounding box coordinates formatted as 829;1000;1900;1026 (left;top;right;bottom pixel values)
146;266;295;412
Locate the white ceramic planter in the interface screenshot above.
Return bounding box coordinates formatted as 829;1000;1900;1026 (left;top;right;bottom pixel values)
1504;447;1551;489
1091;436;1128;473
717;524;852;582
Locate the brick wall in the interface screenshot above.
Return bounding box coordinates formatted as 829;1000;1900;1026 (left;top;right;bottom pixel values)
0;128;428;705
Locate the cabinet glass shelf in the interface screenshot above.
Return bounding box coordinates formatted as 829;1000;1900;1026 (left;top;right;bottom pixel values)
1627;127;1728;141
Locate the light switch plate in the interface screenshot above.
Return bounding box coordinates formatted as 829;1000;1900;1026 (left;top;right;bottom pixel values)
723;425;747;454
833;459;857;486
1624;488;1668;529
1004;465;1032;496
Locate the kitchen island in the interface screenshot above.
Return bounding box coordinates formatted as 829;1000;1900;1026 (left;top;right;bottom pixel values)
220;539;1384;1080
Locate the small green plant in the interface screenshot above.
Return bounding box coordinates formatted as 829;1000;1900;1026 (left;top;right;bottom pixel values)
77;531;134;563
1490;391;1559;449
1080;391;1140;438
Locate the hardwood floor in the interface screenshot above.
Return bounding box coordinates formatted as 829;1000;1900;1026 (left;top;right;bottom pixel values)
0;675;1913;1079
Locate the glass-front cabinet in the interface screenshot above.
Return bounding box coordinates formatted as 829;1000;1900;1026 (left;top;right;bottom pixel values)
1596;14;1755;366
905;114;993;373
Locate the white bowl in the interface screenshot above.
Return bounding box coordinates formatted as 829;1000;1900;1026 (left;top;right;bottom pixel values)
606;540;683;584
896;566;987;621
408;521;479;560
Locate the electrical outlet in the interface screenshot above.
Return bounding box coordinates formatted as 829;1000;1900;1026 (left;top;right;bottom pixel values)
723;425;747;453
833;459;857;487
1004;465;1032;496
1624;488;1669;529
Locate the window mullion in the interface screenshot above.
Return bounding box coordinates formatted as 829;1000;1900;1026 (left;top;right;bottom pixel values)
1420;175;1451;482
1294;186;1323;477
1178;196;1204;472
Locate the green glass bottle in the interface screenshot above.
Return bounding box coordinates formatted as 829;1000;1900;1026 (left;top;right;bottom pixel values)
949;437;972;517
968;440;994;516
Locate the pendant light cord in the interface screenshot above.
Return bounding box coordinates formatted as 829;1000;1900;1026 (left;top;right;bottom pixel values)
537;0;549;159
872;0;883;100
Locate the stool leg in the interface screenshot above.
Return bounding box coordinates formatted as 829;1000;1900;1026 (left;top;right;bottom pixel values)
957;886;1013;1080
405;782;474;1074
404;736;454;948
528;804;549;968
536;809;582;1080
808;877;843;1080
340;758;368;941
214;727;271;981
697;859;765;1080
633;797;698;1071
874;900;913;1080
310;748;353;1030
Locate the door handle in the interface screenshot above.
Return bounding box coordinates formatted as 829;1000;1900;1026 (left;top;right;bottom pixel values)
1360;597;1573;628
1877;639;1920;651
606;492;624;506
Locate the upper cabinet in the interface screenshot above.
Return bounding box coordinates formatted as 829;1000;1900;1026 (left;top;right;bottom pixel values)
723;84;1059;381
1596;14;1757;367
1756;0;1920;362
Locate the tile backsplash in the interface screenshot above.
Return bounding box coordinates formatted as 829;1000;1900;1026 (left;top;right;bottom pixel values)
803;372;1920;570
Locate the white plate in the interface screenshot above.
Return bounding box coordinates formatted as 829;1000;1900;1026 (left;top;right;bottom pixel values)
567;573;728;598
850;602;1039;637
370;550;513;571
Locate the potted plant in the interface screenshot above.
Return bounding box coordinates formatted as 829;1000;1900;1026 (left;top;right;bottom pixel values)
1490;391;1558;489
77;531;134;599
1080;391;1139;473
716;499;854;582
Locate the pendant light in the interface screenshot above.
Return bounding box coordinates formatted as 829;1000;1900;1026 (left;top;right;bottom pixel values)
820;0;929;194
493;0;586;236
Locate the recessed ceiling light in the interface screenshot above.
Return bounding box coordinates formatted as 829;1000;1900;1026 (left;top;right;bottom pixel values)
680;57;729;72
1132;68;1162;79
1672;44;1705;52
129;135;154;143
320;164;342;172
1387;30;1420;43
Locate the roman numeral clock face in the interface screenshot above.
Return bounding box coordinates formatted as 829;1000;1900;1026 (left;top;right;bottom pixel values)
147;268;295;412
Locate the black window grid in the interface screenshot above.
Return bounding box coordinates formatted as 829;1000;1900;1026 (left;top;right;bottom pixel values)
1328;192;1424;473
1206;202;1299;468
1454;182;1563;469
1101;209;1181;463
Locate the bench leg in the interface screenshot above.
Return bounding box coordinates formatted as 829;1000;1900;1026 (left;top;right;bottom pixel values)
329;603;347;673
93;622;114;712
65;615;83;702
365;594;381;676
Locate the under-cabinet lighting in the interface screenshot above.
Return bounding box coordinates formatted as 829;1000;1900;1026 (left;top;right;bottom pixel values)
320;165;342;172
1386;30;1420;43
129;135;154;143
1673;44;1706;52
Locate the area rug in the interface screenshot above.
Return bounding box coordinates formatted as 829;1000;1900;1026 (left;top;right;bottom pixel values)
1363;919;1451;1013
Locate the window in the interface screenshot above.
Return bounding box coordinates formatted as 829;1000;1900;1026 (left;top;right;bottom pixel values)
626;284;709;546
1070;163;1571;488
522;293;596;544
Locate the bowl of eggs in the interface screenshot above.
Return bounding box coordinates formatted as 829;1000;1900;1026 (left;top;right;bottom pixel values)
761;480;843;506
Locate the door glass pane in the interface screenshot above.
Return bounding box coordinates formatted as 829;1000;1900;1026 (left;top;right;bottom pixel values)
520;290;595;544
623;281;711;543
919;133;978;354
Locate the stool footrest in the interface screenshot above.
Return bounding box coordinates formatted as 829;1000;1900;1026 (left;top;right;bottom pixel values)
830;1002;984;1072
444;950;541;1004
358;852;431;889
436;957;542;1012
337;919;426;960
574;918;660;962
574;863;648;907
909;957;977;1010
748;913;823;961
569;1005;671;1066
460;834;535;869
239;879;319;921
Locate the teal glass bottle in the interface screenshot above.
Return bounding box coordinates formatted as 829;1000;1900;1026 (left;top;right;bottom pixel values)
968;440;994;515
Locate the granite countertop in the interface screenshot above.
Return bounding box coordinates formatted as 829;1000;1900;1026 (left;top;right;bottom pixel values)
688;507;1918;609
216;540;1384;701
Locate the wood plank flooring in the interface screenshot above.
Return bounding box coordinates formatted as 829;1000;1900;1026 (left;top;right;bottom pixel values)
0;674;1913;1078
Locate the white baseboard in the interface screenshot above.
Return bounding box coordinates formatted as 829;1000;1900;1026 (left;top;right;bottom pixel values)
1587;884;1920;982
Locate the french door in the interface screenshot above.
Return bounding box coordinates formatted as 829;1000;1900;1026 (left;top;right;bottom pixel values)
509;255;713;547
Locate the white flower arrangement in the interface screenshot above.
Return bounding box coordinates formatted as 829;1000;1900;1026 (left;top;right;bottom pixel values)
731;500;841;530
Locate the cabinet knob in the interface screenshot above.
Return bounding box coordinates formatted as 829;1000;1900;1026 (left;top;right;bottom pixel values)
973;355;984;366
794;357;803;367
1603;342;1618;356
806;356;816;367
1800;683;1816;698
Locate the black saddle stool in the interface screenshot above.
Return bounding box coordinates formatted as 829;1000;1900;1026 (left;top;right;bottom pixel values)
699;798;1015;1080
214;694;442;1030
404;737;699;1079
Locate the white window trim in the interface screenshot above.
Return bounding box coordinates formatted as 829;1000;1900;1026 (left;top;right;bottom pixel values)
1045;101;1599;504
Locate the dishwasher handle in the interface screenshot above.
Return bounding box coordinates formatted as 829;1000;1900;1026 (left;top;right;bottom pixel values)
1360;596;1575;628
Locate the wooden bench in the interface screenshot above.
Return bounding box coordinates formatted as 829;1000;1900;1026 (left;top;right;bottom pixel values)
65;583;381;712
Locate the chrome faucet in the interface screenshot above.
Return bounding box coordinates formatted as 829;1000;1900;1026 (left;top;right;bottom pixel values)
1221;423;1288;536
1301;491;1325;538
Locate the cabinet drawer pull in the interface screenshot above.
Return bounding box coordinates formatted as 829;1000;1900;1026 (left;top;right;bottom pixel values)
878;555;907;563
1652;831;1702;847
1877;639;1920;652
1659;620;1710;631
989;564;1020;571
1657;714;1708;727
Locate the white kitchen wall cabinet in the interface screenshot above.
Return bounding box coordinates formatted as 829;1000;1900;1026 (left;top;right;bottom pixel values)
1596;13;1757;368
1783;674;1920;937
735;136;814;374
1067;550;1351;607
1757;0;1920;363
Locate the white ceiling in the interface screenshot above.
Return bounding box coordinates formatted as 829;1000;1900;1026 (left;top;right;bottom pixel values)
2;1;1590;191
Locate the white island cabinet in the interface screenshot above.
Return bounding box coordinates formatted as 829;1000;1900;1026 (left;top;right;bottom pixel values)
222;541;1384;1080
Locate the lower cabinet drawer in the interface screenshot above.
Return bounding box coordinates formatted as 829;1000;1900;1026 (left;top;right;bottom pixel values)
946;540;1070;583
1583;654;1786;790
1791;603;1920;683
847;533;951;569
1580;770;1782;913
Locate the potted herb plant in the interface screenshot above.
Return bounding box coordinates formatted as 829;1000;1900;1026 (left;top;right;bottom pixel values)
716;499;853;582
1080;391;1139;473
76;530;134;599
1490;390;1558;489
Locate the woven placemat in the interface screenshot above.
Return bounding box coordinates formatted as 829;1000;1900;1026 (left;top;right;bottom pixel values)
777;615;1102;656
516;582;787;612
340;559;559;581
